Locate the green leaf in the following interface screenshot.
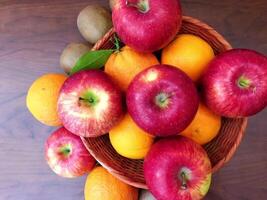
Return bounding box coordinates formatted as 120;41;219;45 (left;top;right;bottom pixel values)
70;49;114;75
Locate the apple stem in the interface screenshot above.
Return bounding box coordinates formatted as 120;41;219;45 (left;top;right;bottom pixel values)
63;148;70;154
155;93;171;108
237;76;251;89
80;91;99;106
158;95;168;104
79;97;94;104
181;172;188;190
125;0;149;13
113;35;121;52
60;146;71;157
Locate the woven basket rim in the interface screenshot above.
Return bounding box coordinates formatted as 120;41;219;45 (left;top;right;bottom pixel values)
81;137;148;188
212;117;248;172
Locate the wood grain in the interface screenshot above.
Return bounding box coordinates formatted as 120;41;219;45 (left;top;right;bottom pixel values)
0;0;266;199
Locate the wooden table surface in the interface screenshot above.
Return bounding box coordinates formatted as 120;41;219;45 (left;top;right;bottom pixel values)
0;0;266;199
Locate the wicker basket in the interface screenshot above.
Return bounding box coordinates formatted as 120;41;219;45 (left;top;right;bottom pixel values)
82;16;248;189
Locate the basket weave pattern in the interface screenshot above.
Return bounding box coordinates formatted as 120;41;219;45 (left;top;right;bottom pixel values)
82;16;248;189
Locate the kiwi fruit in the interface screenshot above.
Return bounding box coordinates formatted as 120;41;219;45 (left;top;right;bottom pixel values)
77;5;112;44
60;42;92;74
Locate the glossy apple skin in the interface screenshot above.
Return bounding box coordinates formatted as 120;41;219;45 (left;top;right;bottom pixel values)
112;0;182;52
126;64;199;136
57;70;123;137
202;49;267;117
144;136;212;200
45;127;96;178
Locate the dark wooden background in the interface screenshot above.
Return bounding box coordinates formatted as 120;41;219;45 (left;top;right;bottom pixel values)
0;0;266;199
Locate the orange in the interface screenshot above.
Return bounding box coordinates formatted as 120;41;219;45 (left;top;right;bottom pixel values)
162;34;215;81
109;113;154;159
180;103;221;145
26;74;67;126
105;45;159;91
84;166;138;200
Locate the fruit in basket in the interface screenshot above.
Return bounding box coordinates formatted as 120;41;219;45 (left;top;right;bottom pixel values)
162;34;215;82
144;136;212;200
112;0;182;52
77;5;112;44
57;70;123;137
180;102;221;145
109;113;154;159
127;64;199;136
26;74;67;126
105;46;159;91
84;166;138;200
60;42;92;74
202;49;267;117
45;127;95;178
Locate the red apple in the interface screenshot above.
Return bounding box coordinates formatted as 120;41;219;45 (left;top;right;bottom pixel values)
144;136;212;200
45;127;96;178
202;49;267;117
112;0;182;52
57;70;123;137
126;64;199;136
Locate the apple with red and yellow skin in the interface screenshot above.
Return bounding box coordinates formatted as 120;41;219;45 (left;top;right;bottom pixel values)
202;49;267;117
112;0;182;52
57;70;123;137
45;127;96;178
144;136;212;200
126;64;199;136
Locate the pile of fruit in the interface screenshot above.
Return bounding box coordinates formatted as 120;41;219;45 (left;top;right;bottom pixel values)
26;0;267;200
